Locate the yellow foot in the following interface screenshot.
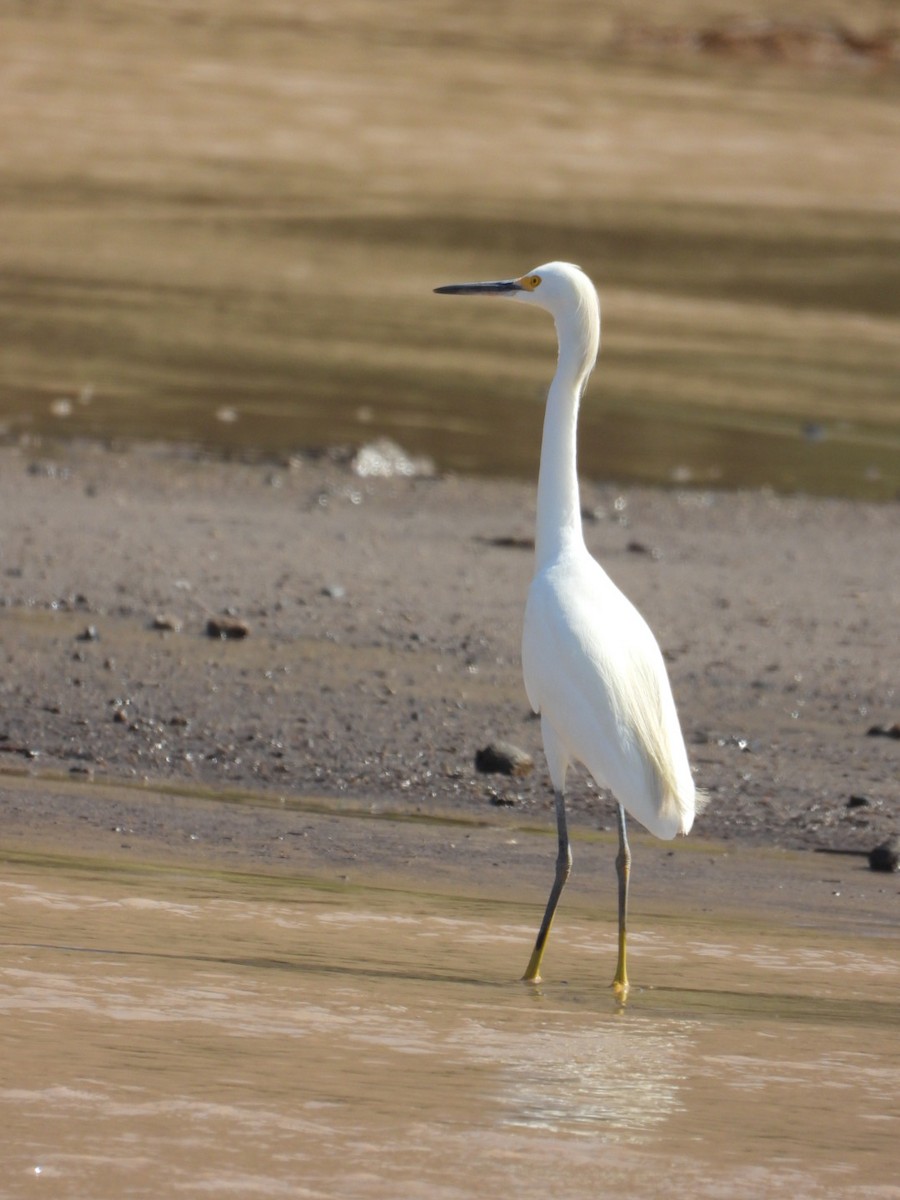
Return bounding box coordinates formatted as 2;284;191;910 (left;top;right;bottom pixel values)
522;946;545;984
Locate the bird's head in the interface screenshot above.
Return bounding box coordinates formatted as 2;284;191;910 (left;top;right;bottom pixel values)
434;261;596;321
435;261;600;377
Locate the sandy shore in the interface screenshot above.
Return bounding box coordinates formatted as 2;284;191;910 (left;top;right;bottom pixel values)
0;440;897;910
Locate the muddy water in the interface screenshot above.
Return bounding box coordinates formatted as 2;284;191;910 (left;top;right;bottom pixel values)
4;4;900;500
2;857;897;1199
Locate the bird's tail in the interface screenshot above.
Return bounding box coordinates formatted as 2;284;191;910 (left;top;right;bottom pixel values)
693;787;711;815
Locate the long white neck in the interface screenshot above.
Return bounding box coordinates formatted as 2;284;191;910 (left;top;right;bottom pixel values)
535;295;600;567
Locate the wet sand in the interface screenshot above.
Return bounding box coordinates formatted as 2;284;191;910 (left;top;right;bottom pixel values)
0;440;897;925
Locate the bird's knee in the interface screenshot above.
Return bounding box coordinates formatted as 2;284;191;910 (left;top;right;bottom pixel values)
555;846;572;884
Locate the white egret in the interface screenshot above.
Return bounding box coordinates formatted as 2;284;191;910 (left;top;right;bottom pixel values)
435;262;701;992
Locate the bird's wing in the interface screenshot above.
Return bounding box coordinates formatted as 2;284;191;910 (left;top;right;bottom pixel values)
524;556;695;836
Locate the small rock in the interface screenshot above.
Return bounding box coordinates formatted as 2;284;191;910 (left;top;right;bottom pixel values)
76;625;99;642
475;741;534;777
151;614;183;633
627;540;662;560
321;584;346;599
479;535;535;551
206;616;250;640
489;793;517;807
802;421;826;443
866;722;900;740
846;795;870;808
868;836;900;873
352;438;435;479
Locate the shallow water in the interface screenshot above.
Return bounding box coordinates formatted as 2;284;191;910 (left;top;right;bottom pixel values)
2;856;897;1199
3;4;900;500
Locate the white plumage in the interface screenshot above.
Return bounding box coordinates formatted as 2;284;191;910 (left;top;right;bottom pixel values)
524;549;696;841
435;261;701;992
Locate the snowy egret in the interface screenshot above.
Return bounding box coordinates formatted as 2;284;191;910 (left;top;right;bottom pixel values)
435;262;702;992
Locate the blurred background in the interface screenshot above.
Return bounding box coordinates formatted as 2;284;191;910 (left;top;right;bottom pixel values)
2;0;898;497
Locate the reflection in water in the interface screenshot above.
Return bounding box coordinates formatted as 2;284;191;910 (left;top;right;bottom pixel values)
457;1014;689;1135
1;864;898;1200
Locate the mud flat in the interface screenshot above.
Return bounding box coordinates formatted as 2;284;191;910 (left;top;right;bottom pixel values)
0;441;896;896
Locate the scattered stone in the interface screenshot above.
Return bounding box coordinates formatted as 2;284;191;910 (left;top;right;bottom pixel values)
352;438;435;479
151;614;183;633
866;722;900;740
627;540;662;560
478;535;535;551
321;584;346;599
489;792;517;807
475;741;534;777
802;422;826;443
846;794;870;808
0;741;39;758
76;625;99;642
28;460;70;479
868;836;900;873
205;616;250;639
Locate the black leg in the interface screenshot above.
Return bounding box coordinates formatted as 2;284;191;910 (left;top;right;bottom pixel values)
612;802;631;993
523;789;572;983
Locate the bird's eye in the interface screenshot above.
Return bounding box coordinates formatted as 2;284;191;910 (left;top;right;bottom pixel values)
529;275;542;289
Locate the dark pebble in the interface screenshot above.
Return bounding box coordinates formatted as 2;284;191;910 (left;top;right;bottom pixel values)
76;625;99;642
627;540;662;560
480;535;535;551
846;795;870;808
475;741;534;777
868;836;900;872
866;722;900;740
206;616;250;639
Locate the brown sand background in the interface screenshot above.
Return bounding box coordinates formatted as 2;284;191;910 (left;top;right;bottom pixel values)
2;0;899;494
